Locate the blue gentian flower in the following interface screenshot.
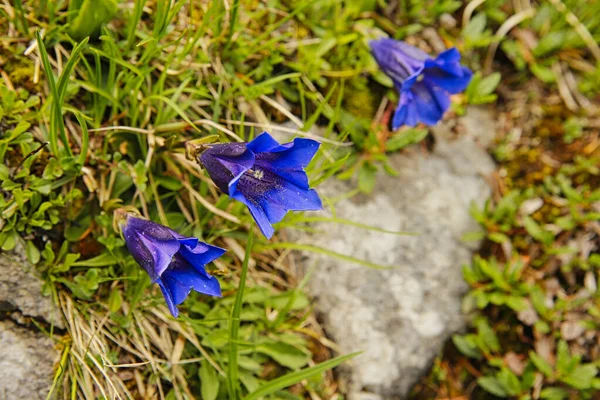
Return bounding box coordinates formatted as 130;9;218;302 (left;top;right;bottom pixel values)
199;132;322;239
122;215;225;317
370;38;472;129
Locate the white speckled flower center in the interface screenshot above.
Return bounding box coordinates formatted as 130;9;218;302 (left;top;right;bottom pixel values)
251;169;264;180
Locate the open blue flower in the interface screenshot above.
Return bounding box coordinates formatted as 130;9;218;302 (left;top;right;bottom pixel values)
122;215;225;317
199;132;322;239
370;38;472;129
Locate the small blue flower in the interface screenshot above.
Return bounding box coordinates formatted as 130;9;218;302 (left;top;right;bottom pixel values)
122;215;225;317
370;38;472;129
199;132;322;239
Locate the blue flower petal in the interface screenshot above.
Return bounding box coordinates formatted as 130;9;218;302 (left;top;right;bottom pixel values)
232;168;322;239
199;143;254;193
370;39;427;86
424;65;472;94
246;132;282;153
236;195;275;239
392;92;419;128
123;216;180;280
435;47;461;63
394;80;452;128
177;240;226;278
163;254;222;299
156;254;222;317
157;280;179;318
253;137;320;189
423;48;472;94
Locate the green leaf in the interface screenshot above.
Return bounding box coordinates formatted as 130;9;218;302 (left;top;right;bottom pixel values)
58;269;99;300
530;63;556;84
476;318;500;353
529;351;553;377
498;367;521;396
53;253;81;273
452;334;482;359
539;387;569;400
243;352;360;400
561;364;597;390
505;296;528;312
0;164;9;180
69;0;118;40
26;241;41;264
533;31;567;57
385;128;428;152
256;342;311;370
462;13;487;42
1;231;17;251
107;289;122;313
199;360;220;400
477;376;508;397
466;71;500;104
477;72;501;95
71;252;119;267
358;162;377;193
488;232;510;243
555;340;574;375
523;216;554;246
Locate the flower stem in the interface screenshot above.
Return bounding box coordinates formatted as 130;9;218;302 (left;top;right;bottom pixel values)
227;230;254;399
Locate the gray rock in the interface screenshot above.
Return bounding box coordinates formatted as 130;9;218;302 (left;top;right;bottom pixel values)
0;246;62;399
294;108;496;399
0;245;63;327
0;320;57;399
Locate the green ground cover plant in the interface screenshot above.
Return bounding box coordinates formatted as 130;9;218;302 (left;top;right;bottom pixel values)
1;0;598;399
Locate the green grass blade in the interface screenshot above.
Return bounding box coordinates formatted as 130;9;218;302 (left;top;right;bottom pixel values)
88;47;143;76
35;31;61;156
56;37;89;102
226;0;240;48
126;0;145;49
244;352;361;400
257;242;394;270
228;230;254;400
146;94;201;132
73;112;89;166
289;216;418;236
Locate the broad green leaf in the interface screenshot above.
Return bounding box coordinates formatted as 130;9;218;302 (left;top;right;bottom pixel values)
69;0;118;40
498;367;521;396
476;318;500;353
561;364;597;390
358;162;377;193
72;252;119;267
529;351;553;377
523;216;554;246
256;342;310;370
386;128;428;152
107;289;122;313
539;387;569;400
452;334;482;359
477;376;508;397
199;360;219;400
26;241;41;264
